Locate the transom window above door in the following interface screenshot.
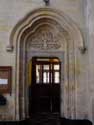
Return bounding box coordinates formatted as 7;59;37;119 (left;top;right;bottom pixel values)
33;57;61;84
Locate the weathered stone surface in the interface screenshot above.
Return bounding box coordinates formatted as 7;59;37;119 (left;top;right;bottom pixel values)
0;0;93;124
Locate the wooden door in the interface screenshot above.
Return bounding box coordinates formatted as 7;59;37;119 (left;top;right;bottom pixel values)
30;57;61;114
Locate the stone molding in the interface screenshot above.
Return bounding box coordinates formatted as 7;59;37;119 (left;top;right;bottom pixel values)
8;7;84;51
8;7;84;120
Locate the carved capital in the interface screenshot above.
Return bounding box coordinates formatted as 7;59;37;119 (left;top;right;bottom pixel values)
79;46;87;54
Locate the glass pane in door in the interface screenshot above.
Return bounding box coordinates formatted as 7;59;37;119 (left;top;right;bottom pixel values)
36;65;42;83
43;72;49;83
43;65;50;84
54;64;60;70
54;72;60;83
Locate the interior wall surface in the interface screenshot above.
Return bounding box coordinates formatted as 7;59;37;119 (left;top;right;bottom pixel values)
0;0;92;123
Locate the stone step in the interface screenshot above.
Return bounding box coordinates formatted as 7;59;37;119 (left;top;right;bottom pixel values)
0;116;92;125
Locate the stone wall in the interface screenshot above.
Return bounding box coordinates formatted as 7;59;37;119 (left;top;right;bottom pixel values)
0;0;93;124
85;0;94;123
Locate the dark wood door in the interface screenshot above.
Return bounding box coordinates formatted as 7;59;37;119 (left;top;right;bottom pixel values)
30;57;61;114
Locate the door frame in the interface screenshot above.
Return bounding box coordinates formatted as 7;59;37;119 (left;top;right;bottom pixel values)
27;51;65;118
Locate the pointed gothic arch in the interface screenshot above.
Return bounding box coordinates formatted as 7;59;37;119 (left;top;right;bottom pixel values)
8;7;84;51
8;8;85;120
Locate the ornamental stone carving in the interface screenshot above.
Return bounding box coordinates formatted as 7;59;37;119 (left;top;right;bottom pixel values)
27;25;63;50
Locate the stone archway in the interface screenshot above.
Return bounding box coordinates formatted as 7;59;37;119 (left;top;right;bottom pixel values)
8;7;84;120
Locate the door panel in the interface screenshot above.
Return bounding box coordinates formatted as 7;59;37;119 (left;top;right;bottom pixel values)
30;57;60;114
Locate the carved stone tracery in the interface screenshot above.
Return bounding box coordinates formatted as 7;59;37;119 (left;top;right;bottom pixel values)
27;25;63;50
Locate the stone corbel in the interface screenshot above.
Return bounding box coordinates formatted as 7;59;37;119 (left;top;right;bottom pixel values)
79;39;87;54
43;0;50;6
79;46;87;54
77;34;87;54
6;45;14;52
